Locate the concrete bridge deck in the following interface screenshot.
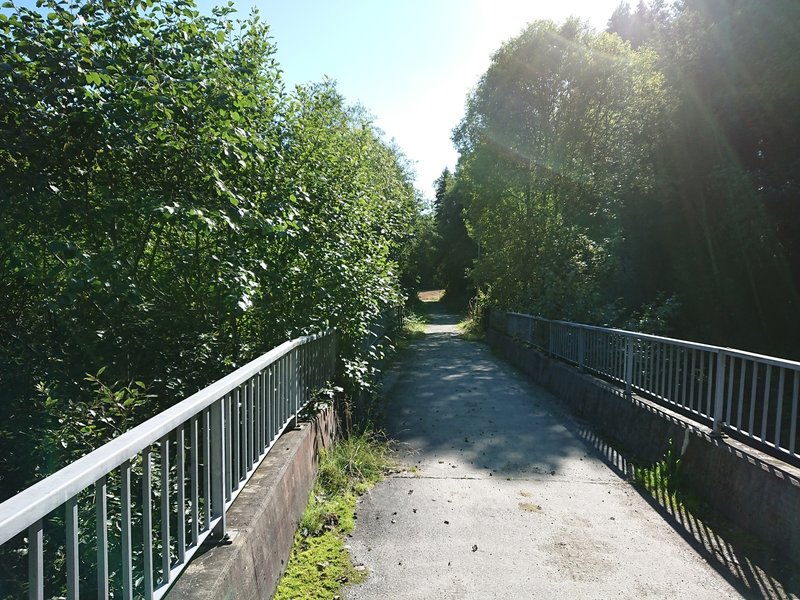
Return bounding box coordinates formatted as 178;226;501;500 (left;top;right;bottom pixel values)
344;308;744;599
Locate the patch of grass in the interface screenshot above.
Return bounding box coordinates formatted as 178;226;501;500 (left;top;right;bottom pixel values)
391;311;427;357
274;430;391;600
632;439;705;515
458;316;484;341
403;312;427;339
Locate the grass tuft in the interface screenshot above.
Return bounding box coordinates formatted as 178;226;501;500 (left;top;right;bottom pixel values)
457;316;484;341
274;430;391;600
632;439;704;515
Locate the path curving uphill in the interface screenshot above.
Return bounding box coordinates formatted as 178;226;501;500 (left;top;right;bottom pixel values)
344;304;744;599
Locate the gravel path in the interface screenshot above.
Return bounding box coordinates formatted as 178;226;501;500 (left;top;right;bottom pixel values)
344;310;745;599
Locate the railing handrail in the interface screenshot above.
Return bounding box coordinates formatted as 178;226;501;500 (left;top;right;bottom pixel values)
495;309;800;465
0;329;331;546
505;311;800;370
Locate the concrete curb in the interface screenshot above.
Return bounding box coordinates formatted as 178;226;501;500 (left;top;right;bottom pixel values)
166;407;337;600
486;329;800;562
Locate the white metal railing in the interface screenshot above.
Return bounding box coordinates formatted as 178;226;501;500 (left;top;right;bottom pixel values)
0;330;336;600
491;311;800;464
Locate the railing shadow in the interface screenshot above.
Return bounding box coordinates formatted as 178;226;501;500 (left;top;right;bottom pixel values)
574;425;800;600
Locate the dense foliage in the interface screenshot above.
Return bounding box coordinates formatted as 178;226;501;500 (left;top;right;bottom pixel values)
438;0;800;355
0;0;418;499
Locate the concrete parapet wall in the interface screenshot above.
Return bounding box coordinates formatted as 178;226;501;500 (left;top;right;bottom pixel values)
487;329;800;561
167;407;336;600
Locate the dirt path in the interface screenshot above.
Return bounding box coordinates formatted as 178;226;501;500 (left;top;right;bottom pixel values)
344;306;745;599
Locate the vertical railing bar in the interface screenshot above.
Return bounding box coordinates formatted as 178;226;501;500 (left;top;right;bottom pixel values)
688;349;696;411
224;394;232;501
681;347;689;408
245;378;253;467
725;354;735;424
120;461;133;600
210;398;226;540
283;355;288;427
255;371;262;455
736;359;746;429
66;494;79;600
673;345;680;406
749;363;758;437
250;376;256;464
706;350;715;417
28;519;43;600
203;409;211;532
270;364;276;444
96;476;109;600
264;366;271;449
267;363;277;446
252;375;260;460
713;350;727;435
258;370;264;454
694;349;701;409
789;371;799;455
143;447;154;600
160;435;171;584
624;337;633;400
239;384;247;475
232;386;240;488
299;346;304;413
176;425;186;565
275;358;281;430
761;365;773;441
641;338;647;392
774;368;785;449
190;416;199;546
659;343;666;400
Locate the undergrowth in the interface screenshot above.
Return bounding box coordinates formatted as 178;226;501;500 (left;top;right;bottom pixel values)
458;316;484;341
274;430;391;600
632;439;705;515
392;311;427;356
403;312;427;339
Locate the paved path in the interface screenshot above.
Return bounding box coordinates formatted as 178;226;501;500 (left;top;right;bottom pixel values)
344;309;744;599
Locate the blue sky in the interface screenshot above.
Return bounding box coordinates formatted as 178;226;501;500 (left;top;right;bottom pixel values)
12;0;624;199
231;1;624;200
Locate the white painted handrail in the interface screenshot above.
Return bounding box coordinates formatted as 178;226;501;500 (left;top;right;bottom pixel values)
493;310;800;464
0;329;336;600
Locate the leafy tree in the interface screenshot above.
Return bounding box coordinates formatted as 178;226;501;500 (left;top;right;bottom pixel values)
0;0;419;506
452;19;670;322
432;167;477;300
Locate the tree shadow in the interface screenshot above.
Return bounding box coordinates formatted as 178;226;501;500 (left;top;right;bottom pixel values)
574;425;800;600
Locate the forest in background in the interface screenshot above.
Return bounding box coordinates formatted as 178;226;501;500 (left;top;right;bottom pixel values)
0;0;423;501
419;0;800;359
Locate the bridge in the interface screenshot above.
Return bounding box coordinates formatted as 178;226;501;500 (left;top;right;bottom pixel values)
1;302;799;599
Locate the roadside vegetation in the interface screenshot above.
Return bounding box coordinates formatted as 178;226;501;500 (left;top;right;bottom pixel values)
0;0;424;501
422;1;800;358
274;430;392;600
631;440;704;515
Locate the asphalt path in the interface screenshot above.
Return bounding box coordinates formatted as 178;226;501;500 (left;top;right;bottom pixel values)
344;308;745;599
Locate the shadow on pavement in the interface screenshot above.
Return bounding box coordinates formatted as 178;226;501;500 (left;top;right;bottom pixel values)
383;299;798;600
569;397;799;600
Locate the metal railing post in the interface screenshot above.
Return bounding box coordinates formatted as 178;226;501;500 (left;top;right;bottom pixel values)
289;350;299;430
578;329;586;371
624;337;634;400
712;350;727;437
210;398;226;540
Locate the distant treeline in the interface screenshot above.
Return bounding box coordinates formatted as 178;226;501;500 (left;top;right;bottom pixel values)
419;0;800;357
0;0;421;499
